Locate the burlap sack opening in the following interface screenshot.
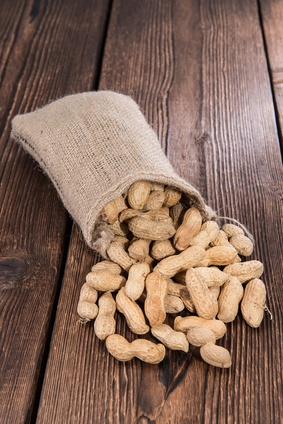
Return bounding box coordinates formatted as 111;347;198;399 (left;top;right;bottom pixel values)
11;91;216;257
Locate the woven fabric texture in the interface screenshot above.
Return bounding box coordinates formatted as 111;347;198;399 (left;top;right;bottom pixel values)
11;91;215;251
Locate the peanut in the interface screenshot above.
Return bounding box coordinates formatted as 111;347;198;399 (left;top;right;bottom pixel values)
164;294;185;313
102;199;118;224
195;267;229;287
209;285;220;301
91;260;122;275
222;223;244;238
119;208;140;223
169;202;184;228
109;220;128;237
105;334;165;364
144;190;165;210
125;262;150;301
77;284;99;321
187;327;216;347
155;245;206;278
127;181;151;209
151;240;175;260
151;324;189;352
189;230;211;248
200;343;232;368
140;208;172;223
77;301;98;322
201;221;219;242
174;316;227;339
223;260;264;283
163;187;182;207
229;234;254;256
174;207;202;251
167;279;185;296
150;182;164;191
142;255;156;266
185;268;218;320
179;287;196;313
116;287;149;334
128;217;175;240
107;241;135;271
198;245;238;267
217;276;244;322
128;239;151;261
80;181;267;368
94;292;116;340
241;278;266;328
79;283;98;303
144;271;168;327
102;196;127;224
86;270;126;292
210;229;230;247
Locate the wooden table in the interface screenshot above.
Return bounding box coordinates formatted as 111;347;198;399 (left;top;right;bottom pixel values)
1;1;283;423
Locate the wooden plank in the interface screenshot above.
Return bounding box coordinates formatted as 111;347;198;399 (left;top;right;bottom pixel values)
259;0;283;152
159;1;283;422
0;1;111;423
36;0;283;423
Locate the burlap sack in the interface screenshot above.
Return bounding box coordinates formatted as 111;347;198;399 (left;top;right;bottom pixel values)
11;91;216;256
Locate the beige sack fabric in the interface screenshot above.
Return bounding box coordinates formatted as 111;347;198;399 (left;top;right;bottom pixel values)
11;91;215;254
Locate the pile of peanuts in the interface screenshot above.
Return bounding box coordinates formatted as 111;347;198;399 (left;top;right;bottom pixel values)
77;181;267;368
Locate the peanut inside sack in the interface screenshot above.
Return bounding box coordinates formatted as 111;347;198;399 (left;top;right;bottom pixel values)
78;181;268;368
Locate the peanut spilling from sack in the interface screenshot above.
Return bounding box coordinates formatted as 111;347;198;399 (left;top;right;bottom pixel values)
77;181;269;368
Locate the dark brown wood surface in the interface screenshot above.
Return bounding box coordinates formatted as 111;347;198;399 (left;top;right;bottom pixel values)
1;0;283;423
0;0;111;423
259;0;283;151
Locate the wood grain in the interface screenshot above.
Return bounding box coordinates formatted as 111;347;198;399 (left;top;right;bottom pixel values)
0;1;110;423
19;0;283;423
259;0;283;152
158;1;283;422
